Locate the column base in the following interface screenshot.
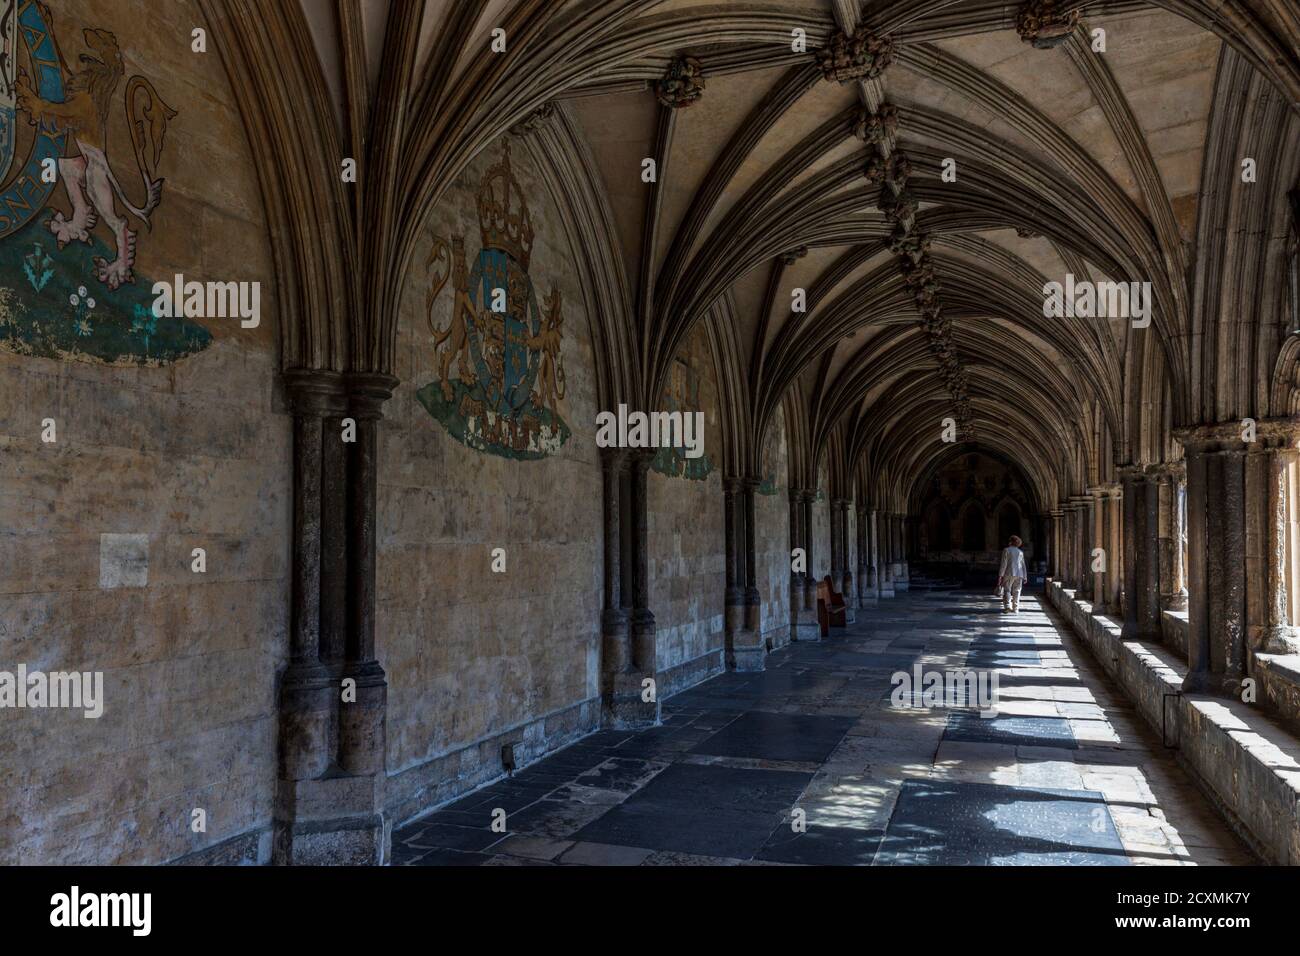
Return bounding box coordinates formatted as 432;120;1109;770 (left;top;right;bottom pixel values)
1161;590;1189;612
602;672;661;729
792;610;821;642
273;774;389;865
1181;670;1245;698
727;631;767;672
1261;625;1300;655
1120;621;1161;641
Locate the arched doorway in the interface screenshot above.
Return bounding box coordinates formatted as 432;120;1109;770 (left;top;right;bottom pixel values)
961;501;986;552
997;500;1021;549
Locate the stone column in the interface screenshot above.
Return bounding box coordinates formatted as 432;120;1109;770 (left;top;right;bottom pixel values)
1086;487;1105;604
1104;486;1123;615
793;490;819;641
1155;463;1188;612
600;449;636;724
829;498;844;586
279;370;340;820
879;508;896;598
1066;496;1089;595
867;508;880;598
627;450;662;720
1044;511;1057;578
1059;503;1072;586
895;513;910;591
802;491;817;610
788;487;804;616
338;373;395;775
840;500;854;602
1176;424;1252;696
856;504;871;607
1219;448;1248;685
723;477;745;652
1119;469;1140;634
1138;469;1162;637
1259;437;1300;654
731;476;766;669
274;369;392;866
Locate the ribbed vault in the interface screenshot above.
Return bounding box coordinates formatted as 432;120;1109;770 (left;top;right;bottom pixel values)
206;0;1300;511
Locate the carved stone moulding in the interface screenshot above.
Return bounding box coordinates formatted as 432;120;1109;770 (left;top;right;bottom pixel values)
509;101;556;137
889;151;911;185
854;102;899;144
817;27;895;83
1174;416;1300;453
1016;0;1080;50
656;55;705;108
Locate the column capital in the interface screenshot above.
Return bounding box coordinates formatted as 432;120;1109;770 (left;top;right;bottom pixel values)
1146;460;1186;481
722;475;744;494
345;372;399;419
1175;416;1300;452
742;475;763;491
282;367;347;416
1087;483;1121;498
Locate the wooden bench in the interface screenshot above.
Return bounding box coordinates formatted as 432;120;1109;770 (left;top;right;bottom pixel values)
816;575;847;636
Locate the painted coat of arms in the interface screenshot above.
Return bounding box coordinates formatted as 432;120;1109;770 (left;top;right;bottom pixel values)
417;142;570;459
651;356;713;480
0;1;209;364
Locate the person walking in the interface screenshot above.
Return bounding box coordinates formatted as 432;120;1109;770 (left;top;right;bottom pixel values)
997;535;1027;612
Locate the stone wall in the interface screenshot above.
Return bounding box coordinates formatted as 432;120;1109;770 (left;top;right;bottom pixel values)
812;462;831;581
0;0;283;864
378;136;604;820
649;322;725;696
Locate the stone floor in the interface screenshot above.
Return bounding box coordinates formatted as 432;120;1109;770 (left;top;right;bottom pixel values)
391;589;1255;866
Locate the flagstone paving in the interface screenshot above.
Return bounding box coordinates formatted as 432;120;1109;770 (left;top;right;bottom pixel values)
391;590;1255;866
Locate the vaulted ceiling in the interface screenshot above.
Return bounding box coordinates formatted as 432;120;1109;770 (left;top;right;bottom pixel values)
210;0;1300;513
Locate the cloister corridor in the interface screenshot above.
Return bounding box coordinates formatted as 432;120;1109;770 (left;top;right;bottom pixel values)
392;589;1253;867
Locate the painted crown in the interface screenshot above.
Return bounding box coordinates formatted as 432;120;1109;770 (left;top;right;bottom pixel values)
477;142;535;268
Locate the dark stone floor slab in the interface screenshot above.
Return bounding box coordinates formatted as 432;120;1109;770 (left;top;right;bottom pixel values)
403;847;494;866
575;801;785;859
689;711;855;763
631;761;813;809
756;824;884;865
828;651;920;670
875;779;1128;865
943;710;1078;749
570;762;811;858
399;821;505;852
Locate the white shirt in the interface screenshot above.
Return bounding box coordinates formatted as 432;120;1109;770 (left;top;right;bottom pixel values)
999;546;1027;580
